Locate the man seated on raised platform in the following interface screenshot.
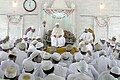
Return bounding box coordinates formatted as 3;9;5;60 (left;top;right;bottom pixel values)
51;23;65;47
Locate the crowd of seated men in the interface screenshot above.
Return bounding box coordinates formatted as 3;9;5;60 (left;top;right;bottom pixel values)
0;23;120;80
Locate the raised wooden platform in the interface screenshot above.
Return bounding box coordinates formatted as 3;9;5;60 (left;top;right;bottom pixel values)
44;47;77;54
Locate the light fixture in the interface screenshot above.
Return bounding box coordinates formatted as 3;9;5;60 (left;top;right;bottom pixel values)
100;3;105;9
43;0;75;19
12;0;17;8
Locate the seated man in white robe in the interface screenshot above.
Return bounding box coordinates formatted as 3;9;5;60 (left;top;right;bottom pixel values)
25;26;36;40
79;27;93;52
51;23;65;47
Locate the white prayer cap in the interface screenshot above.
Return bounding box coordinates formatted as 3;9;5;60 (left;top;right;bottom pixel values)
31;40;38;45
55;23;59;26
18;73;35;80
78;60;88;73
41;61;53;71
19;43;26;50
61;52;70;60
27;45;36;53
109;60;117;68
23;60;34;72
1;43;10;50
66;44;73;51
81;45;88;52
30;50;40;59
43;52;51;60
74;52;83;62
4;65;17;78
35;42;44;49
111;66;120;75
94;43;102;51
23;35;27;38
51;52;61;61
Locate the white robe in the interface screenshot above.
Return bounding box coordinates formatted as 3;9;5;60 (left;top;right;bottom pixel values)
26;30;34;39
54;64;74;79
67;73;92;80
98;71;118;80
0;67;4;79
79;32;93;43
69;62;99;80
0;51;8;63
51;27;65;47
51;27;64;38
15;50;27;72
90;56;110;74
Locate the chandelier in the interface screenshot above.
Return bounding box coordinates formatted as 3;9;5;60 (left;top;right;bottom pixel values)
43;8;74;19
43;0;75;19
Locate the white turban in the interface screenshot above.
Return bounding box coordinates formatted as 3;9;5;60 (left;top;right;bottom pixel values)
18;73;35;80
22;59;34;72
51;52;61;61
111;66;120;75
